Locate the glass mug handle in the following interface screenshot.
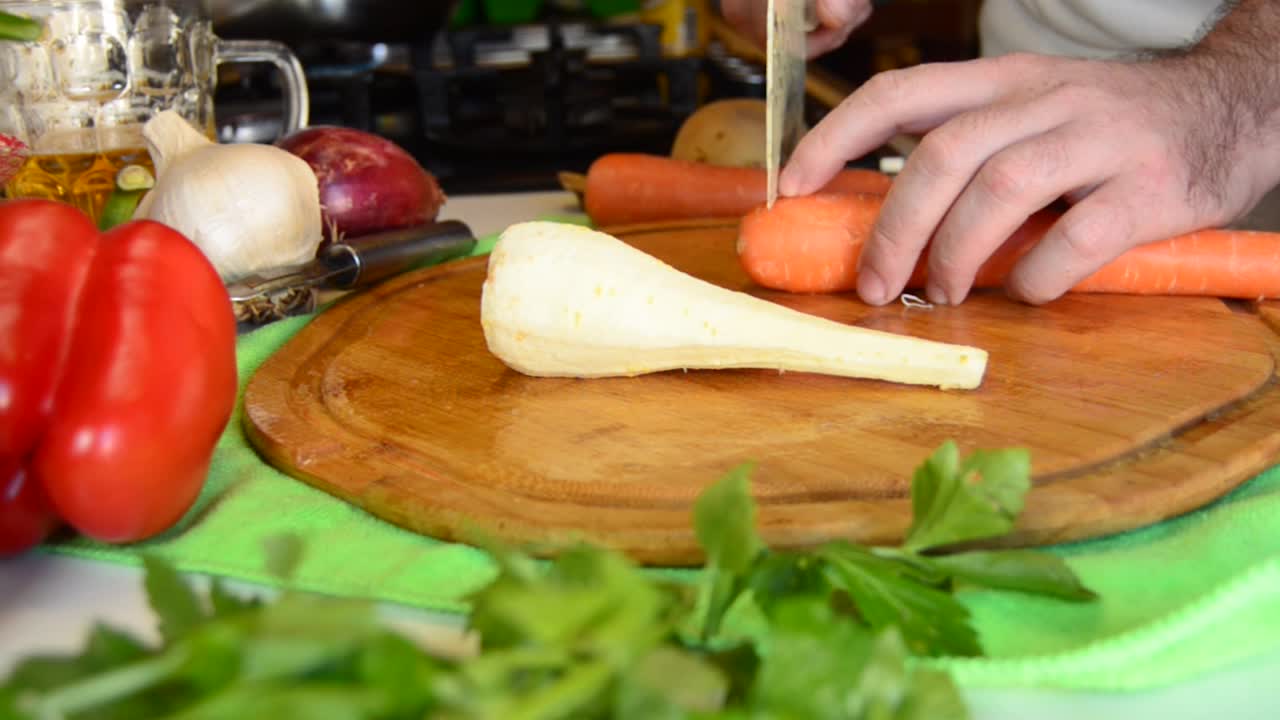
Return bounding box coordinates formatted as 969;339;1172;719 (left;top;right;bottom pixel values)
214;39;310;135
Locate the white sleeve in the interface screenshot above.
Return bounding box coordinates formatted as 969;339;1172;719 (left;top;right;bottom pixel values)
979;0;1226;59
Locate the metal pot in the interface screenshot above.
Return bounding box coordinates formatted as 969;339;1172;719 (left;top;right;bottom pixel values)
208;0;459;44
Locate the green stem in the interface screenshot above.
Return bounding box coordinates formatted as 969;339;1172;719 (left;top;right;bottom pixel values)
98;164;155;229
0;11;41;42
21;648;188;719
98;188;146;231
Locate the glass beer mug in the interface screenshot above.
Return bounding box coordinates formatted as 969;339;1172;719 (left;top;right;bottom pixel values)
0;0;308;223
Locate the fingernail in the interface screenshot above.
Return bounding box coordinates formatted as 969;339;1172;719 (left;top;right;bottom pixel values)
926;283;950;306
858;267;888;305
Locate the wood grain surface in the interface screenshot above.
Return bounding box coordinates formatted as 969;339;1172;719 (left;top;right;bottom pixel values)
243;220;1280;565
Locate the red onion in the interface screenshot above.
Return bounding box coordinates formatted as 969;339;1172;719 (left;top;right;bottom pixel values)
275;126;446;241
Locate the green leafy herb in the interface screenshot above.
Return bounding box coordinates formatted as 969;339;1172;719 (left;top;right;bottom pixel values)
1;441;1096;719
916;550;1098;601
4;626;149;693
904;442;1031;552
443;546;674;719
0;11;40;43
820;543;981;657
207;579;260;619
620;645;727;716
143;556;207;644
750;597;966;720
263;533;304;580
751;595;874;715
689;461;762;644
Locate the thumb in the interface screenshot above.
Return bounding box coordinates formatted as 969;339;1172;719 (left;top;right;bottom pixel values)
816;0;873;32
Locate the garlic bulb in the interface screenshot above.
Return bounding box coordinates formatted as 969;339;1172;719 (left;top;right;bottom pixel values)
135;111;323;281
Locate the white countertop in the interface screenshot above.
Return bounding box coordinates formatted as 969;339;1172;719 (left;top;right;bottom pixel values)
437;190;586;238
4;190;1280;718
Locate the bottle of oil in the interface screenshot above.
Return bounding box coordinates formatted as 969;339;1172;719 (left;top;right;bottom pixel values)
2;121;211;226
640;0;712;57
4;145;155;225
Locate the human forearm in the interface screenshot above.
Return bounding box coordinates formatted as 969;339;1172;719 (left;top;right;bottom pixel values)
1165;0;1280;204
1187;0;1280;62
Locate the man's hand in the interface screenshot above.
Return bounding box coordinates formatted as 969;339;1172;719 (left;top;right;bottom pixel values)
719;0;874;58
780;1;1280;306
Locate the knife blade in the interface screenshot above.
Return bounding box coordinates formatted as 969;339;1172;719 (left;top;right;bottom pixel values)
226;220;476;304
765;0;812;208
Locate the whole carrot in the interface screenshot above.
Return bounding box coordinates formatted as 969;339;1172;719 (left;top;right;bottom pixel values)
737;192;1280;300
583;153;892;227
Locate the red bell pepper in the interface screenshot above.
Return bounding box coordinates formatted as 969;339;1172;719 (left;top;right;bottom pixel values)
0;199;238;555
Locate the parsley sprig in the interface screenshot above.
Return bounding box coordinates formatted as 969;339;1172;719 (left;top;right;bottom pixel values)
0;11;40;43
1;441;1096;719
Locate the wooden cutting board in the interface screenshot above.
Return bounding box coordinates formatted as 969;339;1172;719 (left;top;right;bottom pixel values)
243;220;1280;565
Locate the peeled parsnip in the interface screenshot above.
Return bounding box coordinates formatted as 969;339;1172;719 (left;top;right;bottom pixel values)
480;222;988;390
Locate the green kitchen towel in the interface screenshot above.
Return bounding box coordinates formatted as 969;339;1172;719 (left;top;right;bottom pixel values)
929;473;1280;691
40;220;1280;694
46;314;498;614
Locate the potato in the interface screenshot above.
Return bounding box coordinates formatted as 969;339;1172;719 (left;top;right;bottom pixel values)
670;98;809;168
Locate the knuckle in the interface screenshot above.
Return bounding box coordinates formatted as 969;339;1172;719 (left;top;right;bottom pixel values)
978;139;1071;208
926;245;971;293
865;220;925;280
911;103;1013;183
1054;210;1116;265
975;155;1029;207
1042;82;1097;109
926;224;989;298
801;120;843;162
990;52;1053;82
1138;154;1191;196
869;219;910;255
911;129;967;181
862;68;912;105
928;242;962;273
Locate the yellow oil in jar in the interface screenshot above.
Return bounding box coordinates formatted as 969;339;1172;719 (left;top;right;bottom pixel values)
3;145;155;224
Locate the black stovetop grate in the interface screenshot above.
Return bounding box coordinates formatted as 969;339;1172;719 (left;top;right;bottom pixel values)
218;19;770;194
409;20;702;192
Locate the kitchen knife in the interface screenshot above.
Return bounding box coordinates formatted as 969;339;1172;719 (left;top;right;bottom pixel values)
765;0;813;208
226;219;477;304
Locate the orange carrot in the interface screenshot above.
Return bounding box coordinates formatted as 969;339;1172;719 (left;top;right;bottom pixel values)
738;192;1280;299
583;153;893;227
